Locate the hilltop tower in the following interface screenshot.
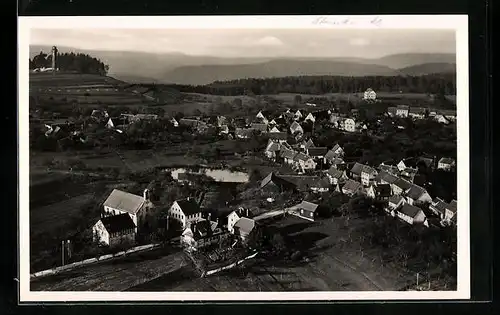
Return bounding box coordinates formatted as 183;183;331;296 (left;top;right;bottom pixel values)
51;46;58;75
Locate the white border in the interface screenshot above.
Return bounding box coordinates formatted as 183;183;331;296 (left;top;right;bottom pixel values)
18;15;470;302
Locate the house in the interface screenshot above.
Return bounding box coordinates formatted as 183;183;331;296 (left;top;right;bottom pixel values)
304;113;316;123
250;123;269;133
343;118;356;132
92;213;137;247
226;210;241;233
294;110;303;120
293;152;317;172
429;198;457;224
264;140;281;161
395;204;428;226
102;189;151;228
417;157;435;170
255;111;269;124
268;132;288;143
106;118;116;129
400;167;418;182
290;121;304;135
179;118;200;128
396;105;410;117
374;184;392;200
396;160;407;172
387;195;406;214
268;119;277;126
91;109;109;120
269;126;280;133
293;201;319;221
387;107;397;117
378;164;400;175
235;128;255;139
300;139;315;150
181;219;229;250
170;117;179;127
363;88;377;101
360;165;378;186
325;167;348;185
350;162;364;179
434;114;450;124
439;109;457;122
342;179;363;196
168;197;202;229
392;178;412;196
409;107;426;119
405;184;432;205
325;144;344;160
280;148;298;165
307;147;328;163
260;172;297;193
232;217;256;243
437;157;456;171
365;185;377;199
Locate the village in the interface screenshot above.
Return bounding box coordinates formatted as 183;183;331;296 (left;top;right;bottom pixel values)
29;80;458;291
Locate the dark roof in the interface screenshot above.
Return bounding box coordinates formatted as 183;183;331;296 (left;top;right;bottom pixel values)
250;123;268;132
438;109;457;117
326;167;345;178
191;219;219;239
396;105;410;110
290;121;303;132
375;170;399;184
439;157;456;164
100;214;136;234
350;162;364;176
308;147;328;157
409;107;427;114
387;107;397;115
361;165;377;175
103;189;145;215
430;198;449;215
447;200;457;214
375;184;392;197
417;157;434;168
379;164;400;175
278;175;326;191
175;198;201;216
179;118;199;127
260;172;296;191
389;194;404;205
342;179;362;192
293;152;311;162
269;132;288;140
394;178;412;191
398;204;424;218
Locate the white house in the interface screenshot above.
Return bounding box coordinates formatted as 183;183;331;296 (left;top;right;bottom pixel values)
386;194;406;214
168;197;202;229
170;117;179;127
437;157;456;171
343;118;356;132
256;111;269;124
395;204;428;226
434;114;450;124
92;213;137;247
102;189;152;228
304;113;316;123
325;167;348;185
360;165;378;186
294;110;303;120
405;184;433;205
396;105;410;117
290;121;304;135
342;179;363;196
363;88;377;101
264;140;281;161
226;210;241;233
396;160;407;172
294;152;317;172
269;126;280;133
106;118;115;129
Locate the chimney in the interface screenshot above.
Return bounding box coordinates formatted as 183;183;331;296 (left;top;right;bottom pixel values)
208;213;212;222
246;208;249;217
143;188;149;201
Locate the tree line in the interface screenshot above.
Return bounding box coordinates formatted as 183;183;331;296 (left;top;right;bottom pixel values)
29;51;109;76
161;73;456;96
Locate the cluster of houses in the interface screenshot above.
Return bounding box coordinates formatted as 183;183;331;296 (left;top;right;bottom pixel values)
91;187;258;251
386;105;457;124
261;136;457;228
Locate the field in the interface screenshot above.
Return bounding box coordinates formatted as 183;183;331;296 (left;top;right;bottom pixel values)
30;248;187;291
126;216;415;292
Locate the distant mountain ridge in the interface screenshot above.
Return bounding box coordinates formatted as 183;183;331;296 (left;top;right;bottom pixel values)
29;45;456;85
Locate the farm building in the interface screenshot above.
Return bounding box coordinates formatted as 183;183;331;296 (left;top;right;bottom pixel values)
92;213;137;247
102;189;152;228
168;197;202;229
293;200;319;221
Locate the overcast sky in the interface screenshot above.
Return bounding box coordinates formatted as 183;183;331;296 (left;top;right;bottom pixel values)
30;29;456;59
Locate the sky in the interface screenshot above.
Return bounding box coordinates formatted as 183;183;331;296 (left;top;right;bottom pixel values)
30;28;456;59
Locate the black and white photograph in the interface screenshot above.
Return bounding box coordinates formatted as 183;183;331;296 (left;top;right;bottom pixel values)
18;15;469;301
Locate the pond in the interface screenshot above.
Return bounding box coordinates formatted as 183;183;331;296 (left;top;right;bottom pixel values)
168;167;249;183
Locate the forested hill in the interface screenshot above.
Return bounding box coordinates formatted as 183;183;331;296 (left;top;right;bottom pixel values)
161;73;456;96
29;51;109;76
